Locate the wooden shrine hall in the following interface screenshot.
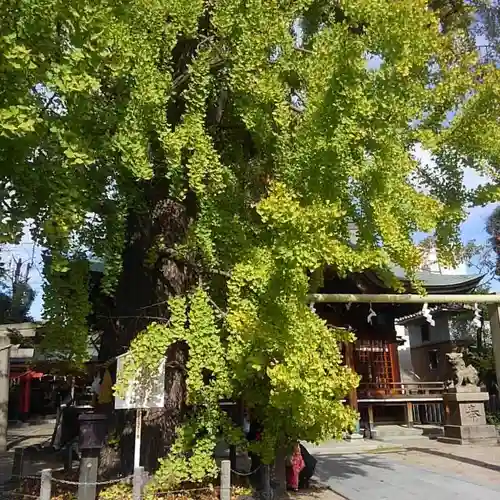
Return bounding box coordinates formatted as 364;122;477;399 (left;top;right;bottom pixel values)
314;266;483;436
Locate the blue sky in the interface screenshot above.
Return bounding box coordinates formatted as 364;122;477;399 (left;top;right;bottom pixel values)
1;228;44;320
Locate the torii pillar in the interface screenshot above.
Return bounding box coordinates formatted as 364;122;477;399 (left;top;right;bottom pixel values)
0;336;11;451
344;340;363;439
487;303;500;391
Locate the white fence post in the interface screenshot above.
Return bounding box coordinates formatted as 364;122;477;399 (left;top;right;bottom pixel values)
39;469;52;500
220;460;231;500
133;466;145;500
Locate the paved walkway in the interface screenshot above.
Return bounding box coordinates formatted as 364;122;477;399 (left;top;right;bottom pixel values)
288;486;345;500
406;438;500;470
0;422;56;485
312;438;500;500
7;422;54;450
315;452;500;500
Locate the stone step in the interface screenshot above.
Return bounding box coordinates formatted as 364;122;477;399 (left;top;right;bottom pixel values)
370;425;443;441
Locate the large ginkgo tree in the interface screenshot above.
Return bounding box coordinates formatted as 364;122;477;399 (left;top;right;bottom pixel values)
1;0;500;487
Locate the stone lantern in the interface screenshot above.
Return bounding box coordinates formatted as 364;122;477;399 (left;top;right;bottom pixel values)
78;413;107;450
77;413;107;500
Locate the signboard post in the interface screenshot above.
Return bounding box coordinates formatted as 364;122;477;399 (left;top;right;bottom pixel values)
115;353;166;469
134;408;141;469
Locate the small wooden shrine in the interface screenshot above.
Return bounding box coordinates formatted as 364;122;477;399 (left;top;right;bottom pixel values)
315;265;482;434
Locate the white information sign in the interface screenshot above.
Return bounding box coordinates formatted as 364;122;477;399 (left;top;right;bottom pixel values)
114;352;166;410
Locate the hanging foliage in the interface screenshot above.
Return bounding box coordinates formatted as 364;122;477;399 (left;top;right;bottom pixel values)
2;0;500;484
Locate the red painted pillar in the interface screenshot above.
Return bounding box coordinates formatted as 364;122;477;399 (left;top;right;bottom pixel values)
19;376;26;414
20;373;32;418
15;378;22;417
24;373;31;416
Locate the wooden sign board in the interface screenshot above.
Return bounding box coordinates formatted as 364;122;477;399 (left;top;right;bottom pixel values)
114;352;165;410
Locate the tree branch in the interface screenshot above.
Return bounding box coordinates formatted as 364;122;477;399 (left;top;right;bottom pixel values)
294;46;313;55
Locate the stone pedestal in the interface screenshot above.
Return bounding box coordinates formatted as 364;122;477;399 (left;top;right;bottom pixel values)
438;387;498;445
345;432;364;441
346;419;364;440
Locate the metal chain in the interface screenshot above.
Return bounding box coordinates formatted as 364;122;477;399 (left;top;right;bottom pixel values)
3;493;38;499
51;474;134;486
231;464;261;476
10;473;134;487
10;474;41;481
156;487;214;494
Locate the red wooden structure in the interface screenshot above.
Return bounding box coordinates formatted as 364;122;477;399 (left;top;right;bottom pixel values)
10;369;44;418
316;266;482;430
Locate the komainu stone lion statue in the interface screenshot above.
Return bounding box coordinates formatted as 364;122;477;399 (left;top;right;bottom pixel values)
445;352;479;387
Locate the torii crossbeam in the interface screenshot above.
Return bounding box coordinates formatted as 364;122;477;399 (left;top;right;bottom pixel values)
307;293;500;390
307;293;500;304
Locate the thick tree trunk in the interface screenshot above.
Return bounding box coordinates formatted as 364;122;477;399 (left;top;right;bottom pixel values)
96;12;220;475
97;179;197;473
273;446;287;497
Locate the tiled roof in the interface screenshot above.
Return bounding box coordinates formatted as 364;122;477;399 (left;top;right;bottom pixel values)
395;304;474;324
390;265;483;288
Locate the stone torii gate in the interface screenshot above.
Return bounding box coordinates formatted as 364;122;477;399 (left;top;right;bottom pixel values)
307;292;500;389
0;322;39;452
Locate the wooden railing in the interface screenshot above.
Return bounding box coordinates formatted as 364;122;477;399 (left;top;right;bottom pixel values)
414;402;445;424
358;381;445;399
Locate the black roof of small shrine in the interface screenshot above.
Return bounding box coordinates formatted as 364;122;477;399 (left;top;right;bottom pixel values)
391;266;483;291
364;266;483;294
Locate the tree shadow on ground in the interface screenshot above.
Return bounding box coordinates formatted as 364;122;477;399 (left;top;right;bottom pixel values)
313;452;399;482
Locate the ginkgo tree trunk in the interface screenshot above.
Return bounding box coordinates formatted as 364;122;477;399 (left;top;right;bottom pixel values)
1;0;500;488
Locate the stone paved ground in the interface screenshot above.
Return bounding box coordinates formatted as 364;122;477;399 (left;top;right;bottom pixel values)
289;485;346;500
310;436;500;500
384;448;500;491
406;438;500;468
0;422;57;485
7;422;54;450
314;452;500;500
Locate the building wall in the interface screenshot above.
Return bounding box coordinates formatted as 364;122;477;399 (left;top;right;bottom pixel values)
406;315;450;348
405;314;453;381
396;324;420;383
410;341;453;382
420;245;468;275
